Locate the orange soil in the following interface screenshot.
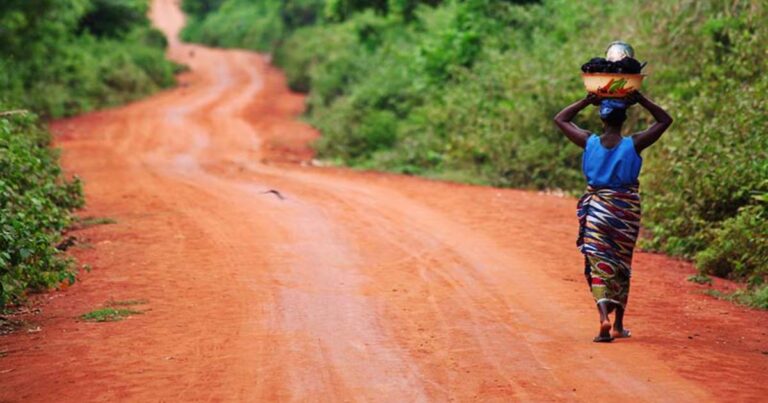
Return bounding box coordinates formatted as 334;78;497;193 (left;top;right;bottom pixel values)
1;0;766;401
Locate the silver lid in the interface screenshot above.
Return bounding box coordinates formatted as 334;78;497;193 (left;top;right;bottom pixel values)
605;41;635;62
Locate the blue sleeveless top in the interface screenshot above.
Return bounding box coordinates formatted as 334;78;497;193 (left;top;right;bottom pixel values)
582;134;642;188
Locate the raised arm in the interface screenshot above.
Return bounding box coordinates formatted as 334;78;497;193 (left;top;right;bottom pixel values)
630;92;673;153
553;94;597;148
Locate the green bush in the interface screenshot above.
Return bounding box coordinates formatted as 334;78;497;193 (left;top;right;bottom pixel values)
739;285;768;309
0;0;176;118
182;0;287;51
0;0;176;304
78;0;151;38
0;111;84;305
181;0;226;19
181;0;768;294
695;204;767;282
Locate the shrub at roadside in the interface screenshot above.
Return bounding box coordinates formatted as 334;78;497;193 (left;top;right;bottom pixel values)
0;0;176;304
0;111;84;305
0;0;178;118
638;2;767;304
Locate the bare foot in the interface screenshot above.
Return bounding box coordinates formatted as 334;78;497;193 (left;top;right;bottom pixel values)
593;320;614;343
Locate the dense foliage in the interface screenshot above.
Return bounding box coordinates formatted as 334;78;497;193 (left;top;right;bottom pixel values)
0;110;83;306
183;0;767;305
0;0;176;304
0;0;177;118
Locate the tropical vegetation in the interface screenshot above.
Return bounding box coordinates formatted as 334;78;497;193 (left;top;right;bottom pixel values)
0;0;177;304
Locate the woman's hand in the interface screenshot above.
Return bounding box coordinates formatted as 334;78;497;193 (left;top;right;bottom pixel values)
625;91;642;105
586;93;601;106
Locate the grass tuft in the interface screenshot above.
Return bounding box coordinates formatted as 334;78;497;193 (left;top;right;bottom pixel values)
701;286;768;310
80;308;143;322
687;274;713;285
75;216;117;228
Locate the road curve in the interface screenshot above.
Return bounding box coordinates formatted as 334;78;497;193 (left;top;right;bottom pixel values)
1;0;766;401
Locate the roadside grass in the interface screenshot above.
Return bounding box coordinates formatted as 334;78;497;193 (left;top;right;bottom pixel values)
80;299;148;322
74;216;118;229
80;308;142;322
687;274;713;286
702;287;768;310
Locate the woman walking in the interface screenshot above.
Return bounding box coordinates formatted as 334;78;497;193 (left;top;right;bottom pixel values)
554;92;672;342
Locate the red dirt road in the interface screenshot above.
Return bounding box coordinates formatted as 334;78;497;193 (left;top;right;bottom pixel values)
2;0;767;401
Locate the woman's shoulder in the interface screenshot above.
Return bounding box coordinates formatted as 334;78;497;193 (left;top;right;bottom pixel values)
585;133;599;147
621;135;637;148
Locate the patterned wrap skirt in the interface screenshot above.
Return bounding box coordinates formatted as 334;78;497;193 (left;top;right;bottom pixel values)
577;185;641;308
